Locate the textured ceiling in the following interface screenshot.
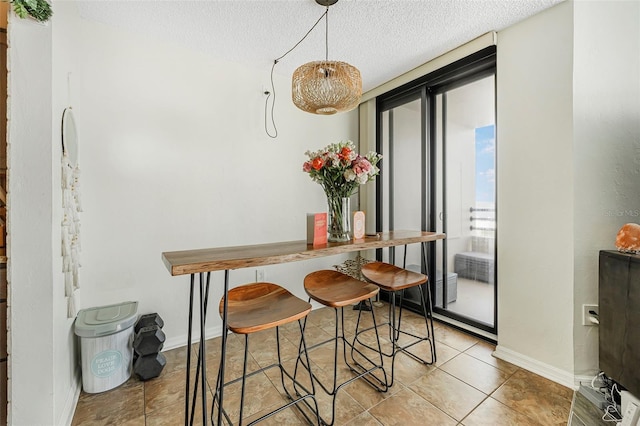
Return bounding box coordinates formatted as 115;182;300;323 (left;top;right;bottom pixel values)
75;0;563;92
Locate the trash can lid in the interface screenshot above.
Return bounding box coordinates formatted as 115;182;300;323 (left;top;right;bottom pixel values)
74;301;138;338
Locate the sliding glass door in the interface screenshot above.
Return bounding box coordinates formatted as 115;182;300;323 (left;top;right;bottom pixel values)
434;75;496;331
379;95;425;274
376;47;497;335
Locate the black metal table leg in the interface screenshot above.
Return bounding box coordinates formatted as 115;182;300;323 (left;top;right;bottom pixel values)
421;242;437;363
199;273;208;423
185;272;212;426
185;274;195;426
214;269;230;425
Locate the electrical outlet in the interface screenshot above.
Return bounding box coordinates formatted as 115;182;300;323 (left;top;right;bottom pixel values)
582;304;598;326
256;269;265;282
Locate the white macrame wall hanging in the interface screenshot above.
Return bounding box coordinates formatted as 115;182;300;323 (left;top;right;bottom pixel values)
61;107;81;318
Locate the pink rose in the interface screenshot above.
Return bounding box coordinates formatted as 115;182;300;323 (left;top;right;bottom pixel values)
353;157;372;175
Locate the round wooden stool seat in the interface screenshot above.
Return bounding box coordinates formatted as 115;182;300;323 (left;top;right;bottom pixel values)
361;261;427;291
219;282;311;334
304;270;379;307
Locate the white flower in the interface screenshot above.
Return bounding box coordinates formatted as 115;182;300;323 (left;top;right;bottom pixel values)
344;169;356;182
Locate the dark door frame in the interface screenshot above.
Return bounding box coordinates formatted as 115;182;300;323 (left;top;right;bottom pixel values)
374;46;498;335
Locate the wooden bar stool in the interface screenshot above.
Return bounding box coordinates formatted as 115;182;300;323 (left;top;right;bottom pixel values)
296;270;388;426
214;282;320;426
359;259;436;386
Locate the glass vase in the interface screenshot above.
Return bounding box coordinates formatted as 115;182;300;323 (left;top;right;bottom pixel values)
326;195;351;242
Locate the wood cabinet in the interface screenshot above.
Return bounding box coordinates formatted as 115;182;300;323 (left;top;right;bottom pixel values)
598;250;640;398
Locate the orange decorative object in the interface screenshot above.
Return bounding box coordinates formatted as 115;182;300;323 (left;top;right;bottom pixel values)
615;223;640;253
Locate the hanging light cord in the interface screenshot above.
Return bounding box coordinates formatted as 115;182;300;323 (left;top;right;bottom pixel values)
265;6;329;138
325;4;329;61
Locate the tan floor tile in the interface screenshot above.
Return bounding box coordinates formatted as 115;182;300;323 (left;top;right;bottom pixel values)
72;378;144;426
203;345;262;385
351;326;394;355
343;410;384;425
306;306;338;329
146;397;209;426
491;369;572;425
248;332;302;367
464;340;519;375
262;355;319;392
198;332;246;356
155;346;189;377
395;312;433;337
306;338;343;368
145;367;210;414
72;409;146;426
434;342;462;367
313;382;367;426
461;396;542;426
243;402;316;425
73;415;146;426
368;388;457;426
434;323;480;352
394;337;436;363
313;358;360;395
289;323;335;348
409;369;487;421
344;373;404;410
439;352;511;394
218;371;291;424
389;348;436;387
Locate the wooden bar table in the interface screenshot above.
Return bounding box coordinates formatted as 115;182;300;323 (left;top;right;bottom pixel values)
162;230;445;425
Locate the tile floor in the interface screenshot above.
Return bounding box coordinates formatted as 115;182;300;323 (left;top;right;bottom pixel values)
72;303;573;425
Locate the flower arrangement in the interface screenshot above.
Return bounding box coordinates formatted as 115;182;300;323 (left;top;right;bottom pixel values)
303;140;382;199
303;140;382;241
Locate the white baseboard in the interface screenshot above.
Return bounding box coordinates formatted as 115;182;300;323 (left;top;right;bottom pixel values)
493;345;578;390
164;325;224;351
60;367;82;426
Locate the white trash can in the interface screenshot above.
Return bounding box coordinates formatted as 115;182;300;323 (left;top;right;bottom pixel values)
74;301;138;393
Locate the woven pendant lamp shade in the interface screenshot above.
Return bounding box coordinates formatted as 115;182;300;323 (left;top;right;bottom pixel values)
292;60;362;115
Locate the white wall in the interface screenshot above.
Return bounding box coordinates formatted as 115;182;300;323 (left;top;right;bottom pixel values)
52;2;85;423
496;0;640;386
572;0;640;377
8;12;57;426
71;13;357;346
496;1;576;383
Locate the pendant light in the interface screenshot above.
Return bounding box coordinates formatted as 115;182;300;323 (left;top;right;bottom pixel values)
291;0;362;115
265;0;362;137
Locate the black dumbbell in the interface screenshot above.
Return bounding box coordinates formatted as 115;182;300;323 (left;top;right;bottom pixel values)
133;325;166;356
133;352;166;381
134;313;164;334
